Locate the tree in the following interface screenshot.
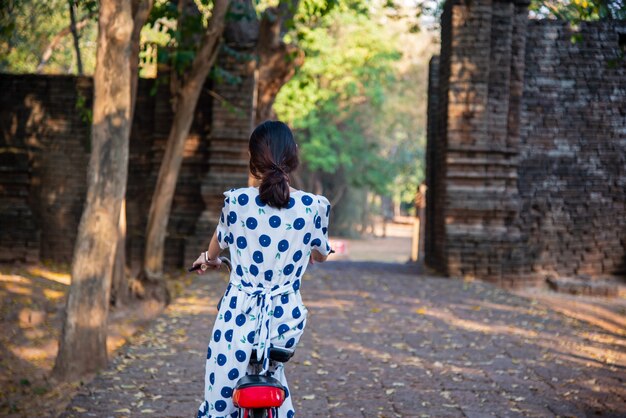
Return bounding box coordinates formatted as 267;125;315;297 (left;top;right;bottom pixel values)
137;0;231;300
53;0;133;380
273;3;441;234
530;0;626;21
255;0;304;124
68;0;84;74
111;0;155;307
274;9;401;199
0;0;99;74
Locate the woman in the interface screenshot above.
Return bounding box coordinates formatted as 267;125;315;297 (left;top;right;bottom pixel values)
194;120;332;418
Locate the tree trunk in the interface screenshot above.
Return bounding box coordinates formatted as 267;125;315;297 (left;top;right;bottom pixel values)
111;199;129;306
111;0;154;308
137;0;230;296
53;0;133;381
255;0;303;124
68;0;84;75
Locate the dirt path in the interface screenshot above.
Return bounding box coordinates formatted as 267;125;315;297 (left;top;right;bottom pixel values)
61;262;625;417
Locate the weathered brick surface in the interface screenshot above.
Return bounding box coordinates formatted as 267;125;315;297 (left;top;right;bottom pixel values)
0;74;92;264
0;50;255;268
184;43;256;267
61;262;626;417
426;0;626;284
519;20;626;279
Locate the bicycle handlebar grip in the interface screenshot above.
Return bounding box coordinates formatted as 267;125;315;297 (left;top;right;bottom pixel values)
188;264;208;272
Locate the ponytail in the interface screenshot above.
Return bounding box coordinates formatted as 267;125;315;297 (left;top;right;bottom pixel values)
249;121;299;208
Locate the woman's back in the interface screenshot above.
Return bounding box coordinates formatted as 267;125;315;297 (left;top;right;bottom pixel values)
217;187;330;290
196;121;331;418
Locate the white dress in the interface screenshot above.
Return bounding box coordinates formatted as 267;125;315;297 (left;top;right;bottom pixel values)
197;187;332;418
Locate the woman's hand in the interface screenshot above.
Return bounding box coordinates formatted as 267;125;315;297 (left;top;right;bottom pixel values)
309;249;328;264
192;252;222;274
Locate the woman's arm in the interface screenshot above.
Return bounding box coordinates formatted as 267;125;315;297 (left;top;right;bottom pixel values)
310;249;328;264
191;230;222;273
206;230;221;261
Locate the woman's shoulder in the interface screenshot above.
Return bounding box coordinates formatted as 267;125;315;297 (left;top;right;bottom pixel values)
291;190;330;213
223;186;258;198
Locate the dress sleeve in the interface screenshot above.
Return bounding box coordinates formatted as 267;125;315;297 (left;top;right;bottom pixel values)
311;195;332;256
216;190;233;250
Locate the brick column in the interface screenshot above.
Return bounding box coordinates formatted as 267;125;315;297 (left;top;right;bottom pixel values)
426;0;531;284
184;45;257;265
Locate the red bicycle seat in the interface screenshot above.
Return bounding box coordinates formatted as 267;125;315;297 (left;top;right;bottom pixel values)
232;375;285;408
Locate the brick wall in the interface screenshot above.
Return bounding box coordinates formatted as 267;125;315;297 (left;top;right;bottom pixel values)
519;20;626;278
0;74;92;264
0;50;255;269
426;0;626;284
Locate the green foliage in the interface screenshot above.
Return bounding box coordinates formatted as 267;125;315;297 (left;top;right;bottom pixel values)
275;4;437;220
530;0;626;21
0;0;98;74
275;10;402;197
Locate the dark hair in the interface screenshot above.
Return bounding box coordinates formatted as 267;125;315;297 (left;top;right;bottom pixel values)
249;120;299;208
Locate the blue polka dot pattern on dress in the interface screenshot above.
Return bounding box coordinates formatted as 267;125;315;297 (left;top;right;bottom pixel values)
278;239;289;252
259;234;271;247
246;217;258;230
215;400;227;412
283;264;294;276
277;324;290;335
269;215;281;228
249;265;259;276
200;187;331;418
221;386;233;398
235;350;247;362
255;195;266;207
293;218;305;230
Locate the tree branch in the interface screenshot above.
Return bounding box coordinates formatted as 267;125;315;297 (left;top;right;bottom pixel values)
37;11;95;73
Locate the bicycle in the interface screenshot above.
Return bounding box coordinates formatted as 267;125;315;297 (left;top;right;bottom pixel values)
189;257;293;418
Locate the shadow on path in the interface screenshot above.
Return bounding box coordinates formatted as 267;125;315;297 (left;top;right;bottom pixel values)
62;263;625;418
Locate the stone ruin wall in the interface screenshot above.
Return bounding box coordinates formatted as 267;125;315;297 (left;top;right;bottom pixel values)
0;44;254;270
426;0;626;284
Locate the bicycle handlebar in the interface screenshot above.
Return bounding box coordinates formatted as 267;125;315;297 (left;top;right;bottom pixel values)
188;256;232;273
